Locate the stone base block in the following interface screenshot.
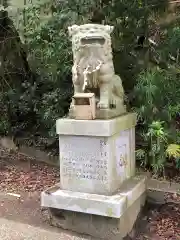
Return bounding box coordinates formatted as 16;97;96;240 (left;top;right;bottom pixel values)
41;175;147;239
56;113;136;137
96;106;127;119
56;113;137;195
68;105;127;119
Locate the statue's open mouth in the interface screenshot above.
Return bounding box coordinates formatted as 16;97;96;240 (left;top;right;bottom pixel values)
81;36;105;45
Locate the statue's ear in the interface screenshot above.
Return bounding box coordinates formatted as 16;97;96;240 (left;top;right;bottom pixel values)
105;25;114;34
68;25;80;37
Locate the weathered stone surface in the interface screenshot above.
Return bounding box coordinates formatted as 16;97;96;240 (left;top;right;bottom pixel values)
68;24;126;118
69;106;127;120
57;114;136;194
41;175;146;218
147;179;180;204
41;109;146;240
0;216;92;240
41;192;146;240
56;113;136;137
41;190;126;218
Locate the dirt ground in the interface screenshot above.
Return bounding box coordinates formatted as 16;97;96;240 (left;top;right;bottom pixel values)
133;203;180;239
0;148;180;240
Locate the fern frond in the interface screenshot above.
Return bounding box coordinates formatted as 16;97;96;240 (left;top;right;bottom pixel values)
166;144;180;158
136;149;145;159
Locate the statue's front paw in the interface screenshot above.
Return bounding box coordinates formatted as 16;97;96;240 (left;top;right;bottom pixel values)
97;102;109;109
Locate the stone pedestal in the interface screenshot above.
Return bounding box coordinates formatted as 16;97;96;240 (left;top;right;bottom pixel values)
69;104;127;119
41;113;147;239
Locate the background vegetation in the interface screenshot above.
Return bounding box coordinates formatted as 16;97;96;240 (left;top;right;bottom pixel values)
1;0;180;174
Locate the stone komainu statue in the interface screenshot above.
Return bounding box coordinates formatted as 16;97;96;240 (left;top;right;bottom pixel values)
68;24;126;118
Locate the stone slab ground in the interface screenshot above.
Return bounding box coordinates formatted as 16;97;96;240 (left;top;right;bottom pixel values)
0;217;93;240
0;192;97;240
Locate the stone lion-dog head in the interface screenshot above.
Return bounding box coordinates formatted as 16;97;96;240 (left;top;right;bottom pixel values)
68;24;114;89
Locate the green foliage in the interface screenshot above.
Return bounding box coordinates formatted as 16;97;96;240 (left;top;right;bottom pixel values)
166;144;180;158
134;65;180;174
20;0;167;137
136;121;167;174
2;0;180;174
13;0;104;137
20;3;75;136
12;0;152;137
134;67;180;124
158;25;180;66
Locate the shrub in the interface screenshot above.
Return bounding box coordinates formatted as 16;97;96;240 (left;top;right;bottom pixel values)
134;67;180;174
13;0;149;137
